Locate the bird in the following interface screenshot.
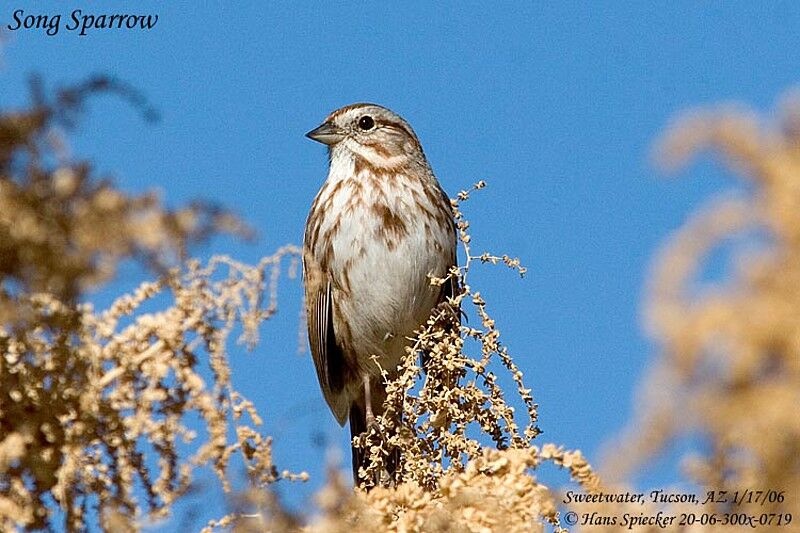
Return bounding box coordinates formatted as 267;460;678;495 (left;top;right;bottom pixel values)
303;103;457;485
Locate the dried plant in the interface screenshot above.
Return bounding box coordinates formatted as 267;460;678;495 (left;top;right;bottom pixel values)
302;445;597;533
4;76;593;533
212;183;601;533
228;96;800;532
9;72;798;533
0;75;244;304
586;95;800;530
352;181;539;489
0;79;300;531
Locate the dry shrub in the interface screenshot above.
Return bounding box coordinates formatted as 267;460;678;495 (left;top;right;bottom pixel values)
232;96;800;532
356;181;539;488
215;184;601;533
334;182;601;531
3;76;599;533
0;79;302;531
306;446;595;533
585;96;800;530
9;74;798;533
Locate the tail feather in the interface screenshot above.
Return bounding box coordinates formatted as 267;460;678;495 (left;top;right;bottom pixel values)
349;403;367;484
386;444;400;484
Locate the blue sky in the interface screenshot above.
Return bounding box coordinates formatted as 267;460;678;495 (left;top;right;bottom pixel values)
2;2;799;530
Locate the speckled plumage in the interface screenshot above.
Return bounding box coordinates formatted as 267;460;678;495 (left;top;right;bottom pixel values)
303;103;456;482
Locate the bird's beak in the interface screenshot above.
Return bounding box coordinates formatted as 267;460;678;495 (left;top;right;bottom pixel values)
305;121;345;145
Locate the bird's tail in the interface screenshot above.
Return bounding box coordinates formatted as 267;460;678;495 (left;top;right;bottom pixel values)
349;403;400;487
349;402;367;484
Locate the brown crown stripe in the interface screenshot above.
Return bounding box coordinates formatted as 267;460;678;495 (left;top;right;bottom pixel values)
325;103;375;122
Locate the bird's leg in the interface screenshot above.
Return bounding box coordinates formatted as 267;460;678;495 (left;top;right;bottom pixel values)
362;374;375;427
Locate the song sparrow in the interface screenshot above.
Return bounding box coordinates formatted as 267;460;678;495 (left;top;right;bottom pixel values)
303;103;457;483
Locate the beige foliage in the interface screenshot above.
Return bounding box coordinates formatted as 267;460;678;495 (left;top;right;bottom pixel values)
214;184;599;532
0;80;301;531
4;75;797;533
593;96;800;530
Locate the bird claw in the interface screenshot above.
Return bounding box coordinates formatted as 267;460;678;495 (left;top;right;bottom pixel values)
365;414;389;445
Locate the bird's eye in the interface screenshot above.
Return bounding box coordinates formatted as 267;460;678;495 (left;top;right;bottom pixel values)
358;116;375;131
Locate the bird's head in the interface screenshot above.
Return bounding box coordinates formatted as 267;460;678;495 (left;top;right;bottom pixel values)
306;103;425;169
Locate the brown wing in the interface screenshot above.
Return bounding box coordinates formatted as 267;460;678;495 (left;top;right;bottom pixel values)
421;183;461;368
439;183;461;319
303;252;349;425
